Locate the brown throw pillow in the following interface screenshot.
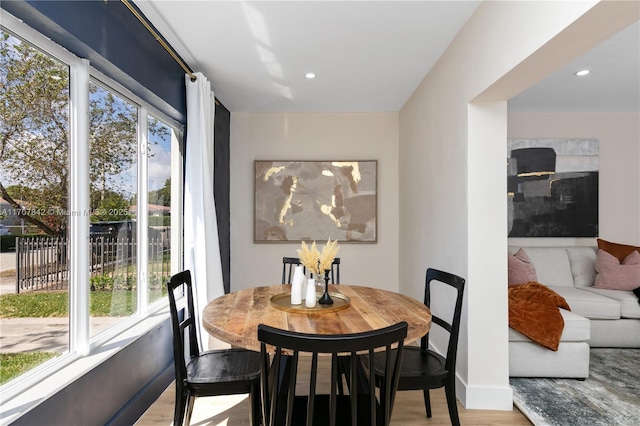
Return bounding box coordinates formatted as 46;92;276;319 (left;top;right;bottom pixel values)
508;248;537;286
594;249;640;291
597;238;640;263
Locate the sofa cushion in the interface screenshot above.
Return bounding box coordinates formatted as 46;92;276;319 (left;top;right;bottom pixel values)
509;309;590;342
588;319;640;347
566;246;598;287
583;288;640;319
508;248;538;285
509;341;590;378
550;286;621;319
518;247;574;287
594;250;640;291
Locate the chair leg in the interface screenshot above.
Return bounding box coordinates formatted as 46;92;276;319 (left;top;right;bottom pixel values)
444;383;460;426
336;357;346;395
174;389;187;426
184;394;196;426
250;383;262;426
422;389;432;418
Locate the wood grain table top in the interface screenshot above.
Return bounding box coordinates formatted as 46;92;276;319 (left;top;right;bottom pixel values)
202;284;431;352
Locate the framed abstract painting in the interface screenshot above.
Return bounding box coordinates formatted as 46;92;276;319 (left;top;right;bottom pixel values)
507;138;599;237
254;160;377;242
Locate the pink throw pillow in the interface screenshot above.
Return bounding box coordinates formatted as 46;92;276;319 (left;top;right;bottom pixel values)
508;248;538;286
594;249;640;291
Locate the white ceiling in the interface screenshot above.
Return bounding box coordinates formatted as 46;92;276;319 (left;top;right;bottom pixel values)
509;20;640;112
135;1;639;113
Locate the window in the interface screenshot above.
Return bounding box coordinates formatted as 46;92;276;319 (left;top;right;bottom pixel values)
88;80;139;337
0;25;71;367
0;15;183;396
146;116;174;305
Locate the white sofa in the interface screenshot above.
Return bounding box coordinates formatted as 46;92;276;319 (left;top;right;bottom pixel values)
508;246;640;378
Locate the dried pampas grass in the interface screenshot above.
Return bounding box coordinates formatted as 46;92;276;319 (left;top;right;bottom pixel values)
319;239;340;272
297;240;321;276
297;239;340;276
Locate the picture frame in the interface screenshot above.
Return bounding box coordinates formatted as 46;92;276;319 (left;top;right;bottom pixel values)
254;160;377;243
507;138;599;237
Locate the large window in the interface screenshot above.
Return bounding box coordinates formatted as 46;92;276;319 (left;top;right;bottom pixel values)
0;18;183;395
0;26;71;369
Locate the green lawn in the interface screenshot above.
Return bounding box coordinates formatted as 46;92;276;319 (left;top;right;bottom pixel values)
0;291;137;318
0;291;129;384
0;287;166;384
0;352;59;385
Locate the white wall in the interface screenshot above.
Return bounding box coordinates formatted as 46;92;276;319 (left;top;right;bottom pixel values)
230;112;399;292
227;0;638;413
508;112;640;247
398;0;637;411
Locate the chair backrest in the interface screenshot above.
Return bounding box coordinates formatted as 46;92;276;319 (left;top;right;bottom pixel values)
258;321;407;426
282;257;304;284
330;257;340;284
281;257;341;284
167;270;200;387
421;268;466;377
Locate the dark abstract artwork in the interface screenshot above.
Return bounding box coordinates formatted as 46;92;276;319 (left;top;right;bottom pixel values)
254;161;377;242
507;139;598;237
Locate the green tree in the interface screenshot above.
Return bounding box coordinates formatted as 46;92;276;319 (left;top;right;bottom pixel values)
88;82;141;209
0;31;160;235
1;31;69;235
90;189;131;222
148;178;171;206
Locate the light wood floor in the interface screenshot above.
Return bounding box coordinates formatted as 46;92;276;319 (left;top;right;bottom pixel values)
137;357;532;425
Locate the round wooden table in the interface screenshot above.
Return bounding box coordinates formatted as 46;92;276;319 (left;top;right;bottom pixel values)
202;284;431;352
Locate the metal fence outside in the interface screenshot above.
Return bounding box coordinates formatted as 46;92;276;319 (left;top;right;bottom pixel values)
15;235;169;293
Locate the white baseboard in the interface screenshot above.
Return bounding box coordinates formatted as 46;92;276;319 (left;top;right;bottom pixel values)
456;375;514;411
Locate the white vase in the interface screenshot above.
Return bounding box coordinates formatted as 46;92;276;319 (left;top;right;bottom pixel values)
291;266;304;305
305;278;317;308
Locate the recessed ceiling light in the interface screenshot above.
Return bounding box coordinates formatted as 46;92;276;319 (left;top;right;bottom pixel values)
305;73;316;79
574;69;590;76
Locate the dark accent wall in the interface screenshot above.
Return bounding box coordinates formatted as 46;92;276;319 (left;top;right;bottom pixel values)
214;102;231;294
12;320;175;426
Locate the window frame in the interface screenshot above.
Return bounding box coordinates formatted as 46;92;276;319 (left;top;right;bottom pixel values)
0;10;184;401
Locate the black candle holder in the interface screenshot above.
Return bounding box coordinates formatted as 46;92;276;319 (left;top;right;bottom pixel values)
318;269;333;305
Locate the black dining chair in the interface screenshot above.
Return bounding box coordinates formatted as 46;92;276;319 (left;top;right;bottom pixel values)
281;256;341;284
167;270;262;426
281;257;305;284
363;268;466;426
328;257;341;284
258;321;408;426
281;256;346;394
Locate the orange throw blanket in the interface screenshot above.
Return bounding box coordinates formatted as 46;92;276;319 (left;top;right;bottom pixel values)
508;282;571;351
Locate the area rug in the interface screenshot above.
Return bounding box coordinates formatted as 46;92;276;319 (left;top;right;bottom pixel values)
510;348;640;426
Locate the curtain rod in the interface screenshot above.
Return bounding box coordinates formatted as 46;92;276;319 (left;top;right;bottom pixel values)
120;0;196;82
